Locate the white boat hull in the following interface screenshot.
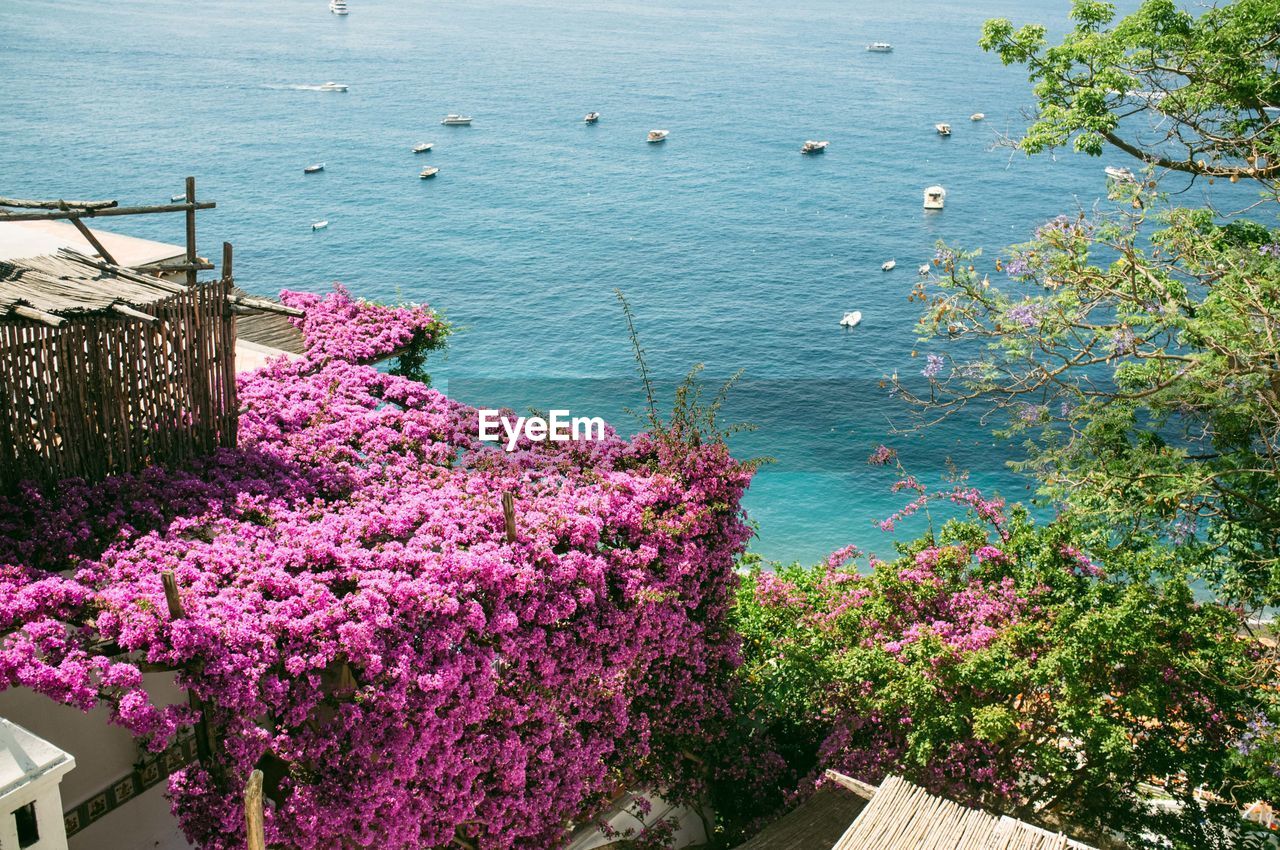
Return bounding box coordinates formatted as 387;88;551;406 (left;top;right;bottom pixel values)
840;311;863;328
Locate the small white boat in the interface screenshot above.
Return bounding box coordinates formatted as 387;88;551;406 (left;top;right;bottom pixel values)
801;140;829;154
923;185;946;209
867;42;893;52
918;263;930;275
312;220;329;230
419;166;439;179
881;259;896;272
318;82;348;92
304;162;325;174
412;142;433;153
935;123;951;136
1104;165;1136;182
329;0;348;14
840;311;863;328
170;193;186;202
647;129;669;143
970;112;985;121
441;114;472;125
584;112;600;124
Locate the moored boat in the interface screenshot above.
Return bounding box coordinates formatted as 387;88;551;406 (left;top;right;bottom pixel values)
935;123;951;136
923;185;946;209
881;259;896;272
312;220;329;230
318;82;348;92
867;42;893;52
970;112;985;121
801;140;829;154
441;114;472;125
304;163;325;174
647;129;669;143
584;112;600;124
329;0;348;14
412;142;433;153
840;311;863;328
918;263;930;275
419;166;439;179
1104;165;1136;182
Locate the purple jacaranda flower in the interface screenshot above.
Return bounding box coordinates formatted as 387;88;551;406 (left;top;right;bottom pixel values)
1110;326;1137;355
1006;301;1044;328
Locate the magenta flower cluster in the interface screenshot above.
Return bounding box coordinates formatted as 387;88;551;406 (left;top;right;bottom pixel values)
280;284;449;364
0;294;752;850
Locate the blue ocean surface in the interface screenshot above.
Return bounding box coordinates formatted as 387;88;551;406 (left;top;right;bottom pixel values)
1;0;1233;564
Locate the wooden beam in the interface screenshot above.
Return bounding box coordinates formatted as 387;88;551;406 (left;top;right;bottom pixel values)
111;303;158;322
185;177;197;287
0;201;216;222
231;295;304;317
11;305;65;326
68;216;120;266
147;260;215;273
0;196;117;210
244;770;266;850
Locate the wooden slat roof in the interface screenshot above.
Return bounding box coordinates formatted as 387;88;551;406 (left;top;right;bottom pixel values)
733;780;870;850
0;249;188;317
0;249;304;335
232;287;307;355
831;776;1097;850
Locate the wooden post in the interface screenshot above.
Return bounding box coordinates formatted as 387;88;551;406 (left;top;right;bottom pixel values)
244;769;266;850
161;570;185;619
221;242;233;285
502;492;517;542
161;570;216;763
184;177;197;287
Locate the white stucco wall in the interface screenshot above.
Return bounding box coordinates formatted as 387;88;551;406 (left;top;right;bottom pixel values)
0;675;193;850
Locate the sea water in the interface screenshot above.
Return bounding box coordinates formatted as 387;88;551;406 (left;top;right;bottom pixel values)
4;0;1220;563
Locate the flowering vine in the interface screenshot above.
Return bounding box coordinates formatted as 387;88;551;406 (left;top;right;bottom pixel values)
0;287;752;850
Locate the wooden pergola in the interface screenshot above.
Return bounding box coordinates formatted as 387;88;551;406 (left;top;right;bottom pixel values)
0;180;300;490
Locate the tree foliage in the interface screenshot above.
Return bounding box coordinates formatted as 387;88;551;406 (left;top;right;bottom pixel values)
895;200;1280;613
723;481;1269;849
981;0;1280;193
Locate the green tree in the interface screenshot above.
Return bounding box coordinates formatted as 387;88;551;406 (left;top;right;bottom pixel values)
720;495;1268;849
890;0;1280;614
895;204;1280;613
980;0;1280;193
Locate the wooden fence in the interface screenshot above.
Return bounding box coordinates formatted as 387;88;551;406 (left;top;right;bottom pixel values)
0;277;237;490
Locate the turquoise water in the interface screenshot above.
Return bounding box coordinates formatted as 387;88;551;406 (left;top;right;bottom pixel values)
2;0;1189;563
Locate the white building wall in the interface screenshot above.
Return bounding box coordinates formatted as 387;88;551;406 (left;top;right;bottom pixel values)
0;675;192;850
